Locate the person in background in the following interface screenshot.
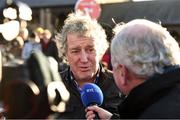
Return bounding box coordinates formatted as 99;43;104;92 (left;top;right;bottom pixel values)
101;23;114;70
40;29;60;64
18;28;29;44
21;32;41;60
35;27;44;42
55;12;124;119
11;28;29;59
86;19;180;119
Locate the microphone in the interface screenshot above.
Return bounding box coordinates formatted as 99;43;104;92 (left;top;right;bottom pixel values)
81;83;103;118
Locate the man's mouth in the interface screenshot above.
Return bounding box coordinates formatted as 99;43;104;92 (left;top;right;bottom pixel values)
79;66;90;72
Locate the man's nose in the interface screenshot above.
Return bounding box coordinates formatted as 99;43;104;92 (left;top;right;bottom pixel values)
80;50;88;62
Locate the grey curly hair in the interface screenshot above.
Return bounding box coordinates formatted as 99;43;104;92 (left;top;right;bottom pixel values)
111;19;180;78
56;12;108;59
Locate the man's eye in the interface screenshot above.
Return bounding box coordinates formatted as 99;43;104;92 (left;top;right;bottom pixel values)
71;50;79;53
88;48;95;52
89;48;93;51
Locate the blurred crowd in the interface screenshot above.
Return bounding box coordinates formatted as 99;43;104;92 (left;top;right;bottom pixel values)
1;26;68;71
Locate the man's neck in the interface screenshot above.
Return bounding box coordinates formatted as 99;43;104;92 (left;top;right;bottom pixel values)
70;66;100;88
78;80;94;88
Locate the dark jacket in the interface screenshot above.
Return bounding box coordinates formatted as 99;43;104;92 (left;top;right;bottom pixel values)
41;39;60;63
114;65;180;119
57;65;124;119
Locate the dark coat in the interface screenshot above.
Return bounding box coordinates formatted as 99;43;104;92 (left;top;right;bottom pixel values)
41;39;60;63
116;65;180;119
56;65;124;119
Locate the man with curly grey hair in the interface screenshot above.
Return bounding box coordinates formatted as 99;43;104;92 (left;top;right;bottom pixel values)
86;19;180;119
55;12;123;119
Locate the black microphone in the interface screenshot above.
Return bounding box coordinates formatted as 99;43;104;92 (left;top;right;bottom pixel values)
81;83;103;119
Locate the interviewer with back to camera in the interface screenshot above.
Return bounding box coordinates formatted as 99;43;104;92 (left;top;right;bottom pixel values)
86;19;180;119
55;12;124;119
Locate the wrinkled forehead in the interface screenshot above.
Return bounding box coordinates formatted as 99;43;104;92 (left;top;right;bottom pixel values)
67;32;95;41
66;33;97;50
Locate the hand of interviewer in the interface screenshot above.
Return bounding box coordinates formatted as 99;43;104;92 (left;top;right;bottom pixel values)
85;105;113;120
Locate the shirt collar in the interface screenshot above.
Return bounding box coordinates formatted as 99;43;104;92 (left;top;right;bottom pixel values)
69;65;101;92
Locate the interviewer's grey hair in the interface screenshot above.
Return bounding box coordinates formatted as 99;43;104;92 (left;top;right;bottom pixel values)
111;19;180;78
56;12;108;59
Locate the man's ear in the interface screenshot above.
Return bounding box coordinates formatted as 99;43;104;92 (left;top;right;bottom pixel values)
119;64;128;85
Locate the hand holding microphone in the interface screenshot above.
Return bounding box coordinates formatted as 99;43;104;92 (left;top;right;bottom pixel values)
81;83;112;119
86;105;113;120
81;83;103;119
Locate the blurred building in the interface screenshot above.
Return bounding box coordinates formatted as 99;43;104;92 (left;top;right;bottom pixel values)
99;0;180;43
1;0;180;39
100;0;180;32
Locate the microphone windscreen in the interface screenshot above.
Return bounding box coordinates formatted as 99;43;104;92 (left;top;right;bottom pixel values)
81;83;103;107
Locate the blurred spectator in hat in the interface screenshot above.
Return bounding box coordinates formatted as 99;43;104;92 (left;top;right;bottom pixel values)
35;27;44;42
